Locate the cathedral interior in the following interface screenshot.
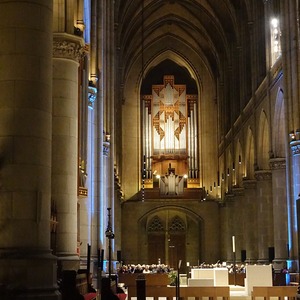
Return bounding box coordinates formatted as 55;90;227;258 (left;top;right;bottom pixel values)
0;0;299;299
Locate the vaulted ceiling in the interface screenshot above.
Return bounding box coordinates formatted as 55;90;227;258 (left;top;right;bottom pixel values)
114;0;263;89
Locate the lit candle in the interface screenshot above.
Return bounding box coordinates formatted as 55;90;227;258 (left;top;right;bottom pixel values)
232;236;236;253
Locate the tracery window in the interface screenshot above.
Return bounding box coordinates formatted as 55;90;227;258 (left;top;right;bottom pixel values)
148;216;164;232
270;18;281;65
169;216;185;232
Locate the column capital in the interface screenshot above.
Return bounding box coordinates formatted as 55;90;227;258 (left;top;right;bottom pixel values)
290;140;300;156
88;85;97;109
269;158;286;170
254;170;272;181
53;33;86;62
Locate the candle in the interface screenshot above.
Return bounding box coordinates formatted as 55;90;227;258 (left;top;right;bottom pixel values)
232;236;236;253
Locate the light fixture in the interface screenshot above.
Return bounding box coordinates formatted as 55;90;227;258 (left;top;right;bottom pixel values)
232;162;235;171
239;155;242;165
289;131;296;141
227;168;230;176
271;18;278;28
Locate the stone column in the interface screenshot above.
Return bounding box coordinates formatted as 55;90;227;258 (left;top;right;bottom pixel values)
232;188;245;262
219;202;230;261
290;141;300;268
0;1;59;299
254;170;273;264
242;180;258;262
223;194;235;261
270;158;289;270
52;33;85;271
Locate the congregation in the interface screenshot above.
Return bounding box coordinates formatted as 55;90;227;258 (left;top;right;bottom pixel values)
117;262;247;274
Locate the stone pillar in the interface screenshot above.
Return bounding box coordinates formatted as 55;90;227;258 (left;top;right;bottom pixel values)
232;188;245;262
223;194;235;261
290;141;300;269
242;180;258;262
52;33;85;271
0;1;59;299
270;158;289;270
219;202;230;261
254;170;273;264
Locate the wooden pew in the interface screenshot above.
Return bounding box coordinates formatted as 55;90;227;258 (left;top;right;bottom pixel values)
251;286;298;300
118;273;169;299
76;273;97;300
127;285;230;300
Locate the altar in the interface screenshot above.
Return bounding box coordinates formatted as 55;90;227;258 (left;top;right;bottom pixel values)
188;268;228;287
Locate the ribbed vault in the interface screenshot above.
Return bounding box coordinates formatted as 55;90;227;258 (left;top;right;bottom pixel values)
115;0;254;88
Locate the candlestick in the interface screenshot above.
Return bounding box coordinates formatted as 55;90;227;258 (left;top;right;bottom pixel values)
232;236;236;253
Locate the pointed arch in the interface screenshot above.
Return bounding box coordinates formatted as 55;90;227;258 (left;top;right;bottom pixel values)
235;139;243;186
226;149;233;191
273;89;286;158
245;127;255;179
257;110;270;170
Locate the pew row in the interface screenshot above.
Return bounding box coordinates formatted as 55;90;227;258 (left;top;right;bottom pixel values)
251;286;298;300
127;285;230;300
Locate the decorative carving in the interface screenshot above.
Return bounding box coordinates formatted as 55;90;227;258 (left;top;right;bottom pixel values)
254;170;272;181
269;158;286;170
78;159;88;197
88;85;97;109
115;170;124;201
290;141;300;155
78;187;88;197
53;33;85;62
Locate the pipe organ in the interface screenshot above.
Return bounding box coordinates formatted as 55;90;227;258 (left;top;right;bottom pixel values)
141;75;199;194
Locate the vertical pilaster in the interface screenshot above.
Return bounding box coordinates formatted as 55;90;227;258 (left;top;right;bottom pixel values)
279;0;300;271
255;170;273;264
242;180;258;262
0;1;59;298
232;188;245;262
219;203;230;261
270;158;288;270
290;141;300;266
52;33;85;271
224;195;235;261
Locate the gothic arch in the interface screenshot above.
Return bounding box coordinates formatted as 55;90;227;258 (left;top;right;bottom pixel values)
225;149;233;191
137;206;203;268
273;89;286;158
245;127;255;179
235;140;243;186
257;110;270;170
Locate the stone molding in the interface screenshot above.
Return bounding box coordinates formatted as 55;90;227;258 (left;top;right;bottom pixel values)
242;179;257;189
290;140;300;156
269;158;286;170
232;187;244;196
224;193;234;202
254;170;272;181
53;33;85;62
